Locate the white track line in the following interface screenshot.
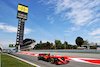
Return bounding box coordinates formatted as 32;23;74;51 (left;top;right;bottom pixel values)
68;58;100;65
6;54;41;67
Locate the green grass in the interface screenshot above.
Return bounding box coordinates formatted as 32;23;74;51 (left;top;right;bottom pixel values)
1;53;35;67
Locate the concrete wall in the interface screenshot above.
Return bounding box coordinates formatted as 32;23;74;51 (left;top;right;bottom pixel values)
31;49;100;53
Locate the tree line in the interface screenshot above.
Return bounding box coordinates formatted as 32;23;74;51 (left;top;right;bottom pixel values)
34;40;77;49
34;37;98;49
75;37;98;49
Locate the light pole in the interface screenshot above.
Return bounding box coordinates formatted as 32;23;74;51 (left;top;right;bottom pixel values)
55;39;56;49
64;36;66;49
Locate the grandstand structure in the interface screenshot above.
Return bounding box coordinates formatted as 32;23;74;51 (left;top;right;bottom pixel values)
20;38;36;51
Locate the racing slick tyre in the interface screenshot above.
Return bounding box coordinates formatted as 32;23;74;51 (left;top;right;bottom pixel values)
51;58;54;64
61;57;65;61
54;59;58;65
66;60;69;62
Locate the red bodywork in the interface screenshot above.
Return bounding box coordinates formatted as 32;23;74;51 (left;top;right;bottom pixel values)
50;55;69;64
38;54;69;65
39;54;46;57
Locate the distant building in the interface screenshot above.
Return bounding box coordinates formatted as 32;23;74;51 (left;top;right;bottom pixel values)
81;45;90;50
97;45;100;50
77;47;86;50
97;45;100;47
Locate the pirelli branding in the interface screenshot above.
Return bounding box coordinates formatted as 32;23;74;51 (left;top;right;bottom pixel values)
18;4;28;13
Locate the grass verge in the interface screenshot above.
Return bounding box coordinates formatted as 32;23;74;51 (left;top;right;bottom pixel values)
1;53;35;67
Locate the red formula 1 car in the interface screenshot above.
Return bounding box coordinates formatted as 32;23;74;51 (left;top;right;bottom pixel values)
38;53;69;65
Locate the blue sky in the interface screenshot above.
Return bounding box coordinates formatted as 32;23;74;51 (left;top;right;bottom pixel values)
0;0;100;49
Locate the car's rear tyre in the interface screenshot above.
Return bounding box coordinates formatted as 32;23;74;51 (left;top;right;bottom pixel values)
54;58;58;65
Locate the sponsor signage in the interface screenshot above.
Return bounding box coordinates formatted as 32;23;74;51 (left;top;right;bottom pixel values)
17;4;28;20
18;4;28;13
9;44;18;47
17;11;27;20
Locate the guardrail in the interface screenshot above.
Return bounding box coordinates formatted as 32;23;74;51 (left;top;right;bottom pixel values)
31;49;100;53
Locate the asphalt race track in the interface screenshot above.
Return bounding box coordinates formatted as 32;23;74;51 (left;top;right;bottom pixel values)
11;52;100;67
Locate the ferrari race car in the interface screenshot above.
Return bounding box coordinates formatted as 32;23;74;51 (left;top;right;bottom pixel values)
38;53;69;65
